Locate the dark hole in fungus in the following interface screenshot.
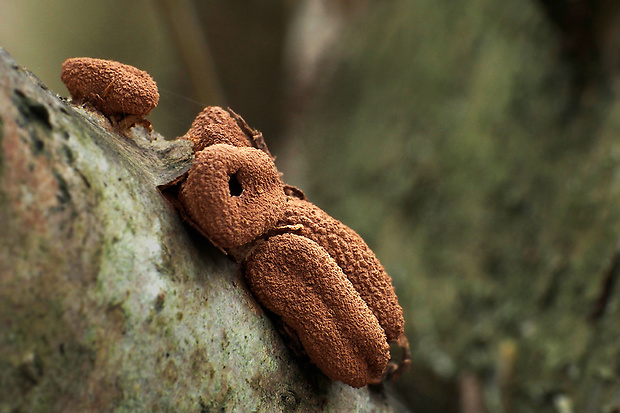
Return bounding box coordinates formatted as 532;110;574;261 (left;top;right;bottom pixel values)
228;172;243;197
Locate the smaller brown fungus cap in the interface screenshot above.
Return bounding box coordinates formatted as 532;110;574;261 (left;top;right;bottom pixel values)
61;57;159;118
179;144;286;250
182;106;253;153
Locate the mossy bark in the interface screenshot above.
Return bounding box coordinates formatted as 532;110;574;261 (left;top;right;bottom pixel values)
289;1;620;412
0;49;398;412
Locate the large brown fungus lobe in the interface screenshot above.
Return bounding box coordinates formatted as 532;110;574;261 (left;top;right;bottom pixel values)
277;197;406;344
245;233;391;388
61;57;159;118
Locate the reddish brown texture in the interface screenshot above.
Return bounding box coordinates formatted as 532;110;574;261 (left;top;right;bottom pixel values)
182;106;253;152
178;144;286;250
245;233;391;388
60;58;159;118
276;197;406;344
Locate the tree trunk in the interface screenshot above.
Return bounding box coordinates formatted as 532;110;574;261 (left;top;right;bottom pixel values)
0;49;398;412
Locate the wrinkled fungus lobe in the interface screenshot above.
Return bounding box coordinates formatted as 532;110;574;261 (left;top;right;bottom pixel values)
162;106;409;388
61;57;159;118
245;233;391;388
276;197;405;343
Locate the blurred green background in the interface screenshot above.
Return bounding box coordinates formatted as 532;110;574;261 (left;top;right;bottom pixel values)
5;0;620;412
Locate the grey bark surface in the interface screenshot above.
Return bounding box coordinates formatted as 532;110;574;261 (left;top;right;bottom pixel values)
0;49;398;412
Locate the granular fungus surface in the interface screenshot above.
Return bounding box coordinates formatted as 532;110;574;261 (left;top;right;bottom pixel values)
178;144;286;250
276;197;405;343
182;106;253;152
245;233;391;388
61;57;159;118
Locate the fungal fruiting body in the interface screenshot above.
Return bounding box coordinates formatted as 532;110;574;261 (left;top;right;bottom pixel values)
182;106;254;152
274;197;406;344
245;233;391;388
179;144;286;250
60;57;159;121
160;107;409;388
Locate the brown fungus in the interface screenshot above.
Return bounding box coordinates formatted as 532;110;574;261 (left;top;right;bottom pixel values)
181;106;274;159
276;197;406;344
61;57;159;119
178;144;286;250
159;106;410;388
181;106;253;153
245;233;391;388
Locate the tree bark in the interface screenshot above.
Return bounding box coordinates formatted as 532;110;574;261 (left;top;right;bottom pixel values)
0;49;398;412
